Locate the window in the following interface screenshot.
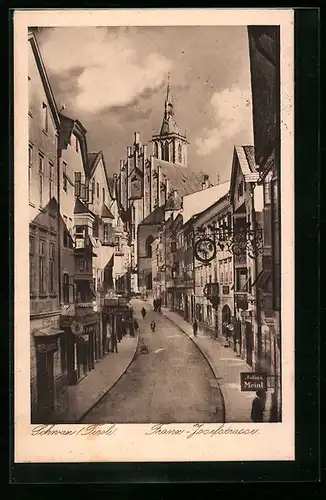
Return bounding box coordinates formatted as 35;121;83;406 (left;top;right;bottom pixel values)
224;259;228;284
38;153;44;207
49;243;55;293
49;161;54;200
97;182;99;198
39;239;45;293
28;144;33;201
92;218;99;238
103;224;108;242
80;179;86;200
178;143;182;163
74;172;81;197
91;179;95;203
63;273;69;304
237;181;244;199
228;258;233;283
236;268;248;292
63;162;68;192
102;187;105;202
145;235;154;258
84;179;89;202
115;236;121;253
29;236;34;294
42;102;48;133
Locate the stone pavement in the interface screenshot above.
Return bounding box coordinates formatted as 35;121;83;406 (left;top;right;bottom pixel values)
51;334;139;424
160;307;257;423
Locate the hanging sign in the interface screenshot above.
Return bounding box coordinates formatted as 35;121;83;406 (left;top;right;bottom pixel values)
71;321;84;335
194;237;216;263
240;372;267;391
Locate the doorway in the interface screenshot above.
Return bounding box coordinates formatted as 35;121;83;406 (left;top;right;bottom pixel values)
222;305;232;337
36;350;55;415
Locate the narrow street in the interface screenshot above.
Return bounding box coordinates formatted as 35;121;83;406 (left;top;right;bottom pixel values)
81;301;225;424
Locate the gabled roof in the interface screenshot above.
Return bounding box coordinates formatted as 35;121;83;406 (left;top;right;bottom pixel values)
87;151;112;196
59;113;88;171
230;145;259;201
139;206;165;226
74;198;95;217
101;203;114;219
151;157;209;198
28;32;60;129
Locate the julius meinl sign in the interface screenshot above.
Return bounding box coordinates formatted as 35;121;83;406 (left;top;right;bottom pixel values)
240;372;267;391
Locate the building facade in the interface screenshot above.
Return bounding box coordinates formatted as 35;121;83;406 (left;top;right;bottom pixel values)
248;26;281;421
28;31;64;422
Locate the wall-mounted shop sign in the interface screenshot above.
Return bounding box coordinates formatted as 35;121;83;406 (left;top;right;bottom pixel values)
240;372;267;391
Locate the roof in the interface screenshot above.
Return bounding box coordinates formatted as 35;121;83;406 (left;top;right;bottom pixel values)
230;145;259;201
101;203;114;219
74;198;95;217
139;206;165;226
151;157;209;198
182;181;230;224
28;32;60;129
87;151;113;198
59;113;89;172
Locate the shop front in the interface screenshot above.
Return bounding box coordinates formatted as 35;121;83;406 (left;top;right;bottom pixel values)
32;321;64;423
60;312;100;385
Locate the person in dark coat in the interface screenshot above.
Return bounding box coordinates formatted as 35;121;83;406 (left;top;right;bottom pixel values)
251;390;266;422
150;320;156;332
153;299;157;312
192;319;198;337
141;307;146;319
111;331;118;353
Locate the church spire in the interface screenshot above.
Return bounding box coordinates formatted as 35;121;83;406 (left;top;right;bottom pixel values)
164;73;174;118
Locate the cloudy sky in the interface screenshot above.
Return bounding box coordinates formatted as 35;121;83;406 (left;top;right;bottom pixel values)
36;26;254;183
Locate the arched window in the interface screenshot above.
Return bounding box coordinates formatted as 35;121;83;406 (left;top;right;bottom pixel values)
145;235;154;258
161;142;169;161
178;143;182;163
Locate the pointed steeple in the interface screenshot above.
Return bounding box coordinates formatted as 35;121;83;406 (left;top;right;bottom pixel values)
160;75;179;136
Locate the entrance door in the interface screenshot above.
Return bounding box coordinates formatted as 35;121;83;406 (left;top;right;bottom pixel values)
222;305;232;337
245;321;253;366
37;351;55;416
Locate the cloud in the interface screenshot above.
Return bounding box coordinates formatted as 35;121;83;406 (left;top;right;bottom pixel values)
38;27;172;113
196;87;252;156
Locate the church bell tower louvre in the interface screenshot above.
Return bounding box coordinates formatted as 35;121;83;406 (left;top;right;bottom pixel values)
151;77;189;168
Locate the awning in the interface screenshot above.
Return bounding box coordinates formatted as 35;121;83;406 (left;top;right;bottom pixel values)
252;269;272;289
34;327;64;338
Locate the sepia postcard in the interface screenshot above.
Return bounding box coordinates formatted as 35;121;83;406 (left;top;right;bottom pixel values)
14;8;295;463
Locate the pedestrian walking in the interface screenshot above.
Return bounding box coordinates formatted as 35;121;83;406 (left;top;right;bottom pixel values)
141;307;146;319
150;320;156;332
251;390;266;422
129;320;135;338
111;331;118;353
153;298;157;312
192;319;198;337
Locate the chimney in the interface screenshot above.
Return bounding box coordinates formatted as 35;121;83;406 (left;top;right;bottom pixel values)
120;159;125;171
202;174;210;190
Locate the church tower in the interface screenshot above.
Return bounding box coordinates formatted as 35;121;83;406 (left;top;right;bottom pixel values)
151;77;189;167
